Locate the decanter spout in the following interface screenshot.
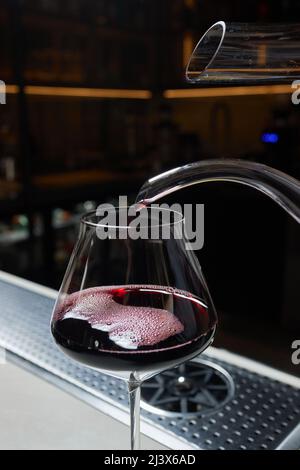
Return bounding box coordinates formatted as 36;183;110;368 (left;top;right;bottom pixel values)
186;21;300;84
137;160;300;224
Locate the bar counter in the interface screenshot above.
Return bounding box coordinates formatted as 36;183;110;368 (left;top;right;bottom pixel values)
0;270;299;450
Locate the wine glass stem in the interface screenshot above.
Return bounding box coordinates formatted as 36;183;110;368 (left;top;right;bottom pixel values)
128;375;141;450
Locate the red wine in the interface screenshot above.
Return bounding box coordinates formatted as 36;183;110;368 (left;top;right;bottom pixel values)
51;285;216;375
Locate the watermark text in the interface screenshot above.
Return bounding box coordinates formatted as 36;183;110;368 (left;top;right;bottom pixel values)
95;196;204;250
291;340;300;365
0;81;6;104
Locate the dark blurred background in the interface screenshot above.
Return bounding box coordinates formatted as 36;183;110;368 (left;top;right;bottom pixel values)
0;0;299;373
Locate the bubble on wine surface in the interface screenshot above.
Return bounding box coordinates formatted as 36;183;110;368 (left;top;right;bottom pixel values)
58;287;184;350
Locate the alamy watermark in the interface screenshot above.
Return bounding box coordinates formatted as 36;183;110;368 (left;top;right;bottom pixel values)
291;340;300;365
95;196;204;250
292;80;300;104
0;81;6;104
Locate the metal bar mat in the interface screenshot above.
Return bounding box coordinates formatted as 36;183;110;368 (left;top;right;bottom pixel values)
0;278;299;450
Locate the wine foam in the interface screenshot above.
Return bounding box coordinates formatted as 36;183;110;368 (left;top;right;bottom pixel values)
58;287;184;350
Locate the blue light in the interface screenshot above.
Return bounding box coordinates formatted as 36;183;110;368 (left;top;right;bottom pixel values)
261;132;279;144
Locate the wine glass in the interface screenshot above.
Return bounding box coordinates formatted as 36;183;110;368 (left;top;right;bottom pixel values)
50;206;217;450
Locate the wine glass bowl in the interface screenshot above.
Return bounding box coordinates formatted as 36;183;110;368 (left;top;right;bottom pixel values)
50;206;217;449
52;284;216;381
